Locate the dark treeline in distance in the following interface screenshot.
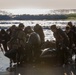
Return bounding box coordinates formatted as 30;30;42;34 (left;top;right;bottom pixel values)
0;15;12;20
0;14;68;20
0;13;76;20
13;14;67;20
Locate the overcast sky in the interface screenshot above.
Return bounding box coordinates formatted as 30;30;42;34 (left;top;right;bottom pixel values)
0;0;76;14
0;0;76;9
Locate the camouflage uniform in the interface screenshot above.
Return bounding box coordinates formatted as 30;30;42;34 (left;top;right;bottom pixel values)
6;23;26;64
28;32;41;62
50;25;70;65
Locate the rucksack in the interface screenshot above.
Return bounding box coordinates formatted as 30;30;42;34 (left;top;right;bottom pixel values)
28;32;41;47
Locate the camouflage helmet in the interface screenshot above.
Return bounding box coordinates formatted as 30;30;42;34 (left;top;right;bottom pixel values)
50;25;56;30
66;25;71;30
18;23;24;28
67;22;73;27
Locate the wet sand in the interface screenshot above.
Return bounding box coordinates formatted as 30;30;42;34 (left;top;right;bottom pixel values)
6;62;76;75
0;50;75;75
8;63;64;75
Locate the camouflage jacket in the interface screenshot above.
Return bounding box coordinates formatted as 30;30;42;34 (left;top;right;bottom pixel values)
8;29;26;49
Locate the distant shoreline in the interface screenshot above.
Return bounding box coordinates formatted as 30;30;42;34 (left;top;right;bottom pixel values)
0;13;76;20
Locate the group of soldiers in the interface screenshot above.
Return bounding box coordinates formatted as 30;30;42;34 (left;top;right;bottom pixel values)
0;21;76;67
51;22;76;66
0;23;44;65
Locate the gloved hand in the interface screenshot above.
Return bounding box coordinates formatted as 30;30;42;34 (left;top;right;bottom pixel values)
72;44;75;47
66;47;69;50
60;47;63;50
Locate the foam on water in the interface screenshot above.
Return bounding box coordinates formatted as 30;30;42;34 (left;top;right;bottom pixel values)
0;51;10;72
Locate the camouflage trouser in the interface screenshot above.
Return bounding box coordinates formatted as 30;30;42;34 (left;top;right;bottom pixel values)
27;44;41;62
56;48;71;65
56;50;64;64
5;49;18;62
62;47;72;65
17;47;25;64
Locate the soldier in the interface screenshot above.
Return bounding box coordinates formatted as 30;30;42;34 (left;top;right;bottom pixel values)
0;29;10;52
65;26;74;67
67;22;76;62
65;25;75;49
34;24;45;45
24;26;32;42
15;23;26;64
67;22;76;46
50;25;69;65
6;23;26;65
6;25;16;38
27;26;41;62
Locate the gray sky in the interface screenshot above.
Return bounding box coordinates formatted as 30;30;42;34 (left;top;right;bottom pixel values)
0;0;76;9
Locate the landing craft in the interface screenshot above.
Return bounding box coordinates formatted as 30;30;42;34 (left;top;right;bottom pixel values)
40;48;57;63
